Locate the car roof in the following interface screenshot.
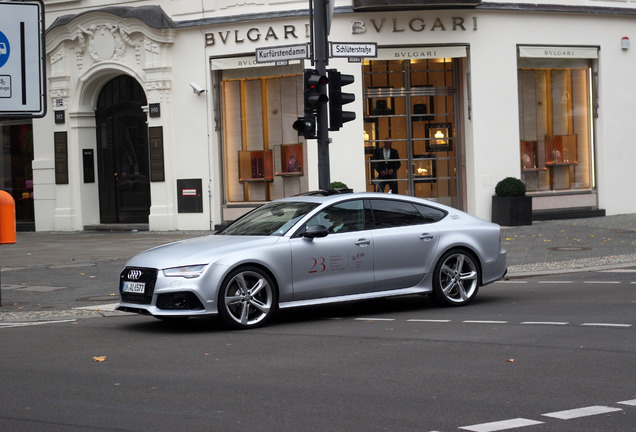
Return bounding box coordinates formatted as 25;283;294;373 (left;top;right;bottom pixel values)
278;191;448;209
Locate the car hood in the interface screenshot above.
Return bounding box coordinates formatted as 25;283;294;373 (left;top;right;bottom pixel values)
125;235;282;269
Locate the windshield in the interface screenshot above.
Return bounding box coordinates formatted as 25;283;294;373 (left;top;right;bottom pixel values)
217;201;319;236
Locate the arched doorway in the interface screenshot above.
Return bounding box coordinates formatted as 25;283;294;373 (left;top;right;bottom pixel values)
95;75;150;224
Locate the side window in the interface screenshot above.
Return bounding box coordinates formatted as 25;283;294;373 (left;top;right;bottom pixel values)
305;200;366;234
414;203;447;223
370;199;426;229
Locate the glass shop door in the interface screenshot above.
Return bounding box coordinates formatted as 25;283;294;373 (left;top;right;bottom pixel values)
363;57;463;209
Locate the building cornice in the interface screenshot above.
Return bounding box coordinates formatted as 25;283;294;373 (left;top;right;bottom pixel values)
480;2;636;16
174;3;636;29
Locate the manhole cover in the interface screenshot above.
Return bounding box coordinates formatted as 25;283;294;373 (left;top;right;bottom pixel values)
548;246;592;251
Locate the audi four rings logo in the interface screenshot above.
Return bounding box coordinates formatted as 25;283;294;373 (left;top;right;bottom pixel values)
127;270;143;280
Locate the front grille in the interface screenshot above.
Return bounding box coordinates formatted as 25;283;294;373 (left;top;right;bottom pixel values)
120;267;158;305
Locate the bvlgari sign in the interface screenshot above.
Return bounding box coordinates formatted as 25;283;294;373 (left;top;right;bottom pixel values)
205;16;476;47
518;46;599;59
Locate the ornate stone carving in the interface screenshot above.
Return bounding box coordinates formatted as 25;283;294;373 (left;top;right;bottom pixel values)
146;80;172;103
144;40;161;68
76;23;135;65
50;49;65;77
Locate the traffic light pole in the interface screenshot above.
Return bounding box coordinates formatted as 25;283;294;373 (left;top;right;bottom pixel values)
313;0;331;190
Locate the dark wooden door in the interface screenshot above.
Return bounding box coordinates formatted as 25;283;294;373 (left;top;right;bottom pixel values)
96;76;149;224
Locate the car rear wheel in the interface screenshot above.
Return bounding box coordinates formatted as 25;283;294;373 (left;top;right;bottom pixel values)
218;266;277;329
432;249;480;306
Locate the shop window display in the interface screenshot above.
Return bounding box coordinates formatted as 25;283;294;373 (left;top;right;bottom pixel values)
275;143;303;176
518;61;593;192
221;69;308;203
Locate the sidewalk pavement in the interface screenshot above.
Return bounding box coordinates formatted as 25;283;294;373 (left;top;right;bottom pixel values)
1;213;635;276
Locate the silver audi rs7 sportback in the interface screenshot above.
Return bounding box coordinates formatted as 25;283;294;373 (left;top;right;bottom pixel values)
117;192;507;329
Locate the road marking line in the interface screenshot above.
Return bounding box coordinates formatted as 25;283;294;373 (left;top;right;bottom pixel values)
583;281;621;284
538;281;573;284
618;399;636;406
407;319;451;323
0;319;76;328
463;320;508;324
495;280;528;284
542;405;622;420
74;303;118;311
354;318;395;321
15;285;65;292
459;418;544;431
521;321;569;326
581;323;631;328
600;269;636;273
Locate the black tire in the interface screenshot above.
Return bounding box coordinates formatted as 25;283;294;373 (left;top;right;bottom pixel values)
218;266;278;329
431;249;480;306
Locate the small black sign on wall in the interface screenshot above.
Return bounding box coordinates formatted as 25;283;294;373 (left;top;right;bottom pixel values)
177;179;203;213
149;126;165;182
54;132;68;184
82;149;95;183
149;103;160;118
54;110;65;124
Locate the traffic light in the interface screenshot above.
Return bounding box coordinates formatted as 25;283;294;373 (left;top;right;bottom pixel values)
303;69;329;113
327;69;356;131
293;116;316;139
293;69;328;139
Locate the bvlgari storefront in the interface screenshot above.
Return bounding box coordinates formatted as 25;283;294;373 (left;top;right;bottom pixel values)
206;10;603;222
205;15;478;223
211;44;468;221
29;1;636;231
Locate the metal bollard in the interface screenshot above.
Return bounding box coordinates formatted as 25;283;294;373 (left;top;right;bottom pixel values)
0;190;16;244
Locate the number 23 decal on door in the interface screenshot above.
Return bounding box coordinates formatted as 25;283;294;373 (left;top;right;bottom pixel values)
309;257;327;273
309;254;363;273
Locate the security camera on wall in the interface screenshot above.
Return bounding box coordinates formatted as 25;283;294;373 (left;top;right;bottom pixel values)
190;82;205;95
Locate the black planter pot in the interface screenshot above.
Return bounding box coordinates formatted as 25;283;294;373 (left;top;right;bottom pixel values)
491;195;532;226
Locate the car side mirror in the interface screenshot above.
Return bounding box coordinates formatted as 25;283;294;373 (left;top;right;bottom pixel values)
302;225;329;239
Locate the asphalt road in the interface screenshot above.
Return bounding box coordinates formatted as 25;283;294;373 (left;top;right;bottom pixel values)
0;269;634;432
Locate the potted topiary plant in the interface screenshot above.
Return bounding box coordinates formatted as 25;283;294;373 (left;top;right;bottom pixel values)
329;181;353;193
491;177;532;226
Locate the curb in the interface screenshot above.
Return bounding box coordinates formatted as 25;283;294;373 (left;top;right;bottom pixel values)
506;253;636;278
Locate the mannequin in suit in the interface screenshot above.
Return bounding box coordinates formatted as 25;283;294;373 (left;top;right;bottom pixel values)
372;138;401;193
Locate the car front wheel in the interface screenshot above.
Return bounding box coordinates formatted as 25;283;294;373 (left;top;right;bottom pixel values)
432;249;480;306
218;266;277;329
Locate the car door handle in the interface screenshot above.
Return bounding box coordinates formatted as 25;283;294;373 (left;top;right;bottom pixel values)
419;233;434;241
355;238;371;247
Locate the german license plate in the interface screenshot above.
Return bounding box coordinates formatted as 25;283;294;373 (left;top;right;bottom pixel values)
122;281;145;294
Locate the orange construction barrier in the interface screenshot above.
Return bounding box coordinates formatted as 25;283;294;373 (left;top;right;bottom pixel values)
0;190;16;244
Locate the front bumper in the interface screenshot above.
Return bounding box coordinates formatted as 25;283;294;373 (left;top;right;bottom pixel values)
118;266;217;317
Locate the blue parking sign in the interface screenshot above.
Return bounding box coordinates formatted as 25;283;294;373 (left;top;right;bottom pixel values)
0;31;9;68
0;0;46;118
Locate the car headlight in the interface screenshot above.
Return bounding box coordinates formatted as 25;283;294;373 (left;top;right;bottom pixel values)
163;265;207;279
